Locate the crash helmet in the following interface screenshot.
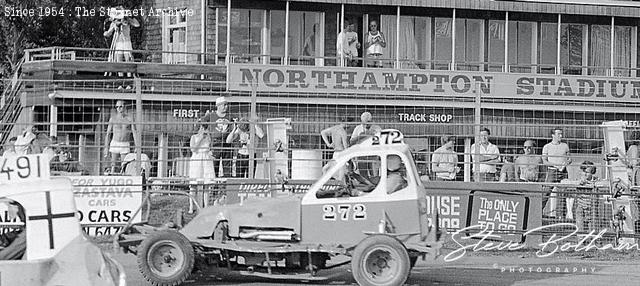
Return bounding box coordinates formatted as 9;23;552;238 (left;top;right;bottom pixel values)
387;155;402;172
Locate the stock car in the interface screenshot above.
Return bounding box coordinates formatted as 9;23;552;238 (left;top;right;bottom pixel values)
0;154;126;286
118;129;442;286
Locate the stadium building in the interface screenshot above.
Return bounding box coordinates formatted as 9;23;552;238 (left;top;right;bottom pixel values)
3;0;640;180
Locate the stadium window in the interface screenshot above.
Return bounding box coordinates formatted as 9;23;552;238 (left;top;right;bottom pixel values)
538;21;558;74
380;15;430;69
454;18;483;71
614;25;633;77
288;11;324;66
508;20;534;73
162;8;188;64
588;24;611;76
560;23;585;75
488;19;506;72
433;17;452;70
218;8;265;64
270;10;286;64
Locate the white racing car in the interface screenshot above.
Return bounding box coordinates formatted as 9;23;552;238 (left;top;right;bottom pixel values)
0;154;126;286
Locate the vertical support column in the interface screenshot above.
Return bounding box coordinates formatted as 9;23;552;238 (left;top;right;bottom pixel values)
531;22;538;74
340;4;345;66
473;82;481;182
78;135;86;171
610;16;615;76
262;11;269;65
504;12;509;73
284;1;290;65
158;133;167;177
225;0;231;65
49;104;58;138
583;24;589;76
135;77;143;176
201;0;206;64
396;6;400;68
451;9;456;71
464;137;471;182
556;14;561;75
249;79;258;179
215;8;219;65
632;26;638;77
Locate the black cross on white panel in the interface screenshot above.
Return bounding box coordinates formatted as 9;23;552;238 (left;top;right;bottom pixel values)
28;191;76;249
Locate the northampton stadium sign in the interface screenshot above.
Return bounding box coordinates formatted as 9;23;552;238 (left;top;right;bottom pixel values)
229;64;640;103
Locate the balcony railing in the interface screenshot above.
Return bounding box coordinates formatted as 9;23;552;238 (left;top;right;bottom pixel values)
22;47;640;78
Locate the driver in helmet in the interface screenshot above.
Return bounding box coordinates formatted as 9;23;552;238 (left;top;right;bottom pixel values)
387;155;407;194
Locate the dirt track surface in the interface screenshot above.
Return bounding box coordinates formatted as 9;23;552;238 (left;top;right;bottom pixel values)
113;250;640;286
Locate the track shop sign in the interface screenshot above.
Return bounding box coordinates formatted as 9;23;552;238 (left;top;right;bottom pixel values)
71;176;143;236
229;64;640;103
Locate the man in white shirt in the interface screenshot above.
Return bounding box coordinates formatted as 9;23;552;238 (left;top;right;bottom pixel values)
541;128;572;216
321;117;351;158
350;112;381;177
471;128;500;182
350;112;382;146
337;20;360;67
431;135;460;181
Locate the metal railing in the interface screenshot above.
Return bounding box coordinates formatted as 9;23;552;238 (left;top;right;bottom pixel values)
22;47;640;79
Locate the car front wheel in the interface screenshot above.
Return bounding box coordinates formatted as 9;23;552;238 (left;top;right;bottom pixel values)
138;230;195;286
351;235;410;286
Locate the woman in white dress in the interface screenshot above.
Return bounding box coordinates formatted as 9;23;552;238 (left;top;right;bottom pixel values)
189;124;215;209
190;124;215;179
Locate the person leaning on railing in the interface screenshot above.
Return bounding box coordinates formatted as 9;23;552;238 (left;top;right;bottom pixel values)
574;161;599;233
541;128;572;217
515;140;543;182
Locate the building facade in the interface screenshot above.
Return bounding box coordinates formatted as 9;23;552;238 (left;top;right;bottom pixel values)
6;0;640;179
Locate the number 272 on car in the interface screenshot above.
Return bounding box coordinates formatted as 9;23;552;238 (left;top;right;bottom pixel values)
322;204;367;221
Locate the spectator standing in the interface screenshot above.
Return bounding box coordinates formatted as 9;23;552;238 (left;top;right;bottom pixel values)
2;137;17;157
541;128;572;217
515;140;543;182
104;100;139;174
350;112;382;146
431;135;460;181
321;118;350;158
201;96;233;177
189;124;215;209
470;128;501;182
14;126;37;155
303;24;317;58
350;112;382;177
626;132;640;186
365;20;386;67
574;161;599;232
500;149;517;182
104;6;140;78
337;20;361;67
189;124;215;180
227;118;264;178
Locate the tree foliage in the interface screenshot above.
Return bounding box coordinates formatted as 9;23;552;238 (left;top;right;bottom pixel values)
0;0;145;78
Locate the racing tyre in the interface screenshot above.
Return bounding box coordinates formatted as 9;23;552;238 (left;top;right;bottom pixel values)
351;235;410;286
138;230;195;286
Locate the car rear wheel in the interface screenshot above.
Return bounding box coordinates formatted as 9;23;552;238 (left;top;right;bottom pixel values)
351;235;410;286
138;230;195;286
